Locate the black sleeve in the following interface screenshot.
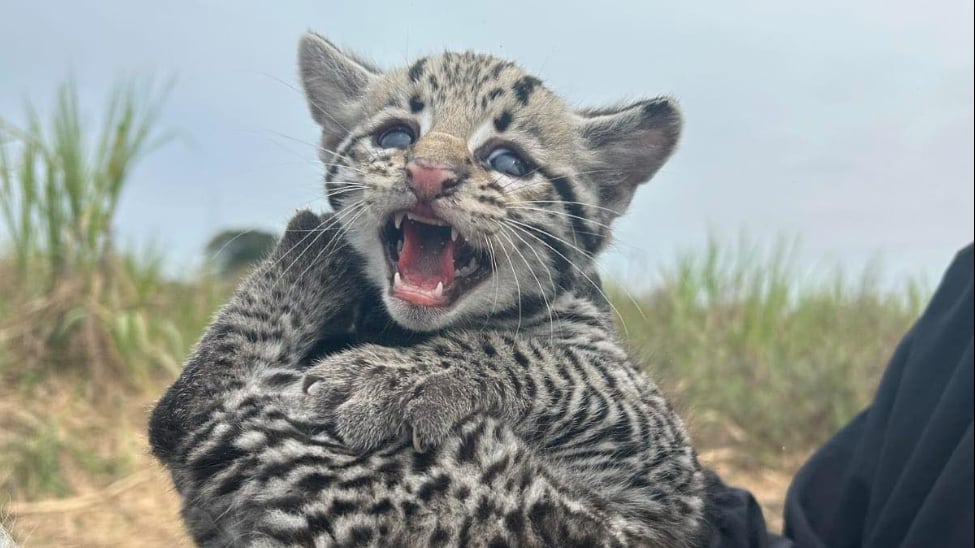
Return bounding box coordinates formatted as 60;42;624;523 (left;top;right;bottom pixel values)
783;243;974;548
703;469;791;548
705;244;973;548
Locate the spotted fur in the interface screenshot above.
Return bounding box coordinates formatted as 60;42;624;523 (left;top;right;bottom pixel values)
150;32;705;547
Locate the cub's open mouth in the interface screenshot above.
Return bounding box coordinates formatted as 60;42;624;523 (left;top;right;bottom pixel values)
381;208;492;307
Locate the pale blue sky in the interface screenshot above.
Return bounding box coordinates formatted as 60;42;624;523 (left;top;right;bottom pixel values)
1;0;972;288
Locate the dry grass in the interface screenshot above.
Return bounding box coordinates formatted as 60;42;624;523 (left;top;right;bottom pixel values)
0;387;192;548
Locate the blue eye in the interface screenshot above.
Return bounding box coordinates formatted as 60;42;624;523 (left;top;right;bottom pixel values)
377;125;416;149
486;148;530;177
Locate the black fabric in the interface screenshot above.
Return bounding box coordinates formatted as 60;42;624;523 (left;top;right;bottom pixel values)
703;470;775;548
707;244;974;548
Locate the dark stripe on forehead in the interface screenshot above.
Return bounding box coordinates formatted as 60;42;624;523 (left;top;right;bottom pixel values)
408;58;428;83
537;169;601;255
491;61;512;79
512;76;541;105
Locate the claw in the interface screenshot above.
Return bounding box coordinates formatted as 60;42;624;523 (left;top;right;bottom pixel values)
303;377;323;395
412;428;426;452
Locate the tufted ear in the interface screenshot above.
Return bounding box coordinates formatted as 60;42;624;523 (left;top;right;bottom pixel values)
576;97;682;215
298;32;380;149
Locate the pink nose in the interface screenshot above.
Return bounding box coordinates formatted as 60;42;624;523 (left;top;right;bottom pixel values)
405;158;458;201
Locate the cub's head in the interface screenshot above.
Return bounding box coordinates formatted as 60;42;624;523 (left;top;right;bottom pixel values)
298;32;681;332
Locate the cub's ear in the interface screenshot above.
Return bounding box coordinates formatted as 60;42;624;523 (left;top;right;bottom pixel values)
576;97;682;215
298;32;380;148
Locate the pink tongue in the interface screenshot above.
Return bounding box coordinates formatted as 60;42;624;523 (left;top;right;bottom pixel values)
398;220;455;289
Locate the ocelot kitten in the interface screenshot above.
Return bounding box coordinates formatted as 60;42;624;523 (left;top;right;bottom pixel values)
149;32;707;547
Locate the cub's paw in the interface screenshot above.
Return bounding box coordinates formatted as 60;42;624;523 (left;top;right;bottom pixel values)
400;371;479;452
302;352;477;453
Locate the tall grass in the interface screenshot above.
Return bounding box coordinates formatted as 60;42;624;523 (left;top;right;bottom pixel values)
0;80;171;283
0;80;219;384
0;80;226;503
613;236;926;463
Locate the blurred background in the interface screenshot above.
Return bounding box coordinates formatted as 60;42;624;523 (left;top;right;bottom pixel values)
1;1;971;545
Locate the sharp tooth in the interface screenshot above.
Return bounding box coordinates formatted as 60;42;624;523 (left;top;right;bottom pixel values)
433;281;444;297
394;271;403;287
451;228;459;241
406;212;416;222
394;212;405;229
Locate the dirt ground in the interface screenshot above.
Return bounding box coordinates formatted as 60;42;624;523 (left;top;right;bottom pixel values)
3;446;797;547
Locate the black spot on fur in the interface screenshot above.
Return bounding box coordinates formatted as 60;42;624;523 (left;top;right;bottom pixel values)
336;475;374;489
430;527;450;544
402;500;419;519
481;341;497;357
409;95;425;113
512;76;541;105
189;443;246;484
297;472;335;493
368;499;394;515
418;474;452;502
491;62;510;78
212;469;248;497
330;499;357;516
528;501;554;525
306;512;334;536
266;494;306;514
481;455;509;485
413;449;437;473
458;518;474;546
475;496;494;520
488;87;504;101
427;74;440;90
494;111;512;132
409;58;427;83
504;511;525;534
349;526;374;544
487;536;511;548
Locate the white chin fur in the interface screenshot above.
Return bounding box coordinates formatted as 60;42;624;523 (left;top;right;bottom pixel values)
382;292;456;332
